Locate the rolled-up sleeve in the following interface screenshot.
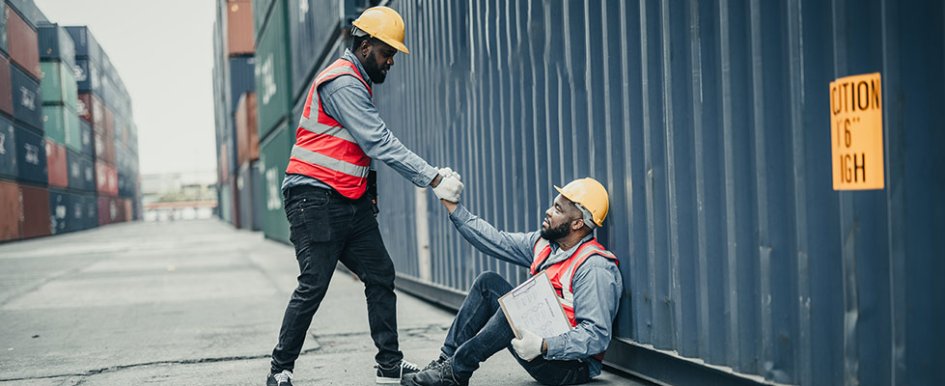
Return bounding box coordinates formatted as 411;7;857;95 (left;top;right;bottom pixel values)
319;78;439;187
543;256;622;361
448;204;537;268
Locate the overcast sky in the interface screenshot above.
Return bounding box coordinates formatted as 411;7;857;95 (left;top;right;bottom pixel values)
34;0;217;178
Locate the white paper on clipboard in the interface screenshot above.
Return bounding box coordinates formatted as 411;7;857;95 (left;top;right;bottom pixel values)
498;273;571;339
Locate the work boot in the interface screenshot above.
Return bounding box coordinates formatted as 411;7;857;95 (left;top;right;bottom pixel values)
422;354;449;371
400;358;468;386
266;370;293;386
376;359;422;384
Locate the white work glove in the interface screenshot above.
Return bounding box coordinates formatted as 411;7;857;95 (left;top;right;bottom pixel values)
511;329;544;361
433;167;463;203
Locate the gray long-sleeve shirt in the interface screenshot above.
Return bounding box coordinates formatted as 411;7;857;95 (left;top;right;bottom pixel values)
282;49;439;192
448;204;623;378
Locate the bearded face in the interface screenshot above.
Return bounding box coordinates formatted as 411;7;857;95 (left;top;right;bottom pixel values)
359;40;397;84
539;194;584;241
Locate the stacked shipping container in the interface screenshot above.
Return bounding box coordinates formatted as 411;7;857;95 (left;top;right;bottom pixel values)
212;0;260;230
0;0;141;242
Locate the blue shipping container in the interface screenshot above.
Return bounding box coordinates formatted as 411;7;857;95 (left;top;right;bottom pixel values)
228;56;256;114
37;23;76;68
356;1;945;385
14;123;46;185
11;64;43;130
287;0;341;99
0;116;17;178
65;26;100;61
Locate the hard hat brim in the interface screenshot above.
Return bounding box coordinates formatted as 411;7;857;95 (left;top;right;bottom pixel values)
351;20;410;54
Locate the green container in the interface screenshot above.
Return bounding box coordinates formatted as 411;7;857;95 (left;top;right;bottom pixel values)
42;105;81;151
258;121;292;244
40;62;79;109
252;0;275;37
254;0;291;140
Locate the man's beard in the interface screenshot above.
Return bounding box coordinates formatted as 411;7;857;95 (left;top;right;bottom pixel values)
540;222;570;241
364;61;387;84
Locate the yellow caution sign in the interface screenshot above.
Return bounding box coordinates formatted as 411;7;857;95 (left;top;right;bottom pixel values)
829;72;884;190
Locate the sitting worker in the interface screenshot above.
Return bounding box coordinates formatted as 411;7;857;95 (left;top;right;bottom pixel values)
402;176;623;386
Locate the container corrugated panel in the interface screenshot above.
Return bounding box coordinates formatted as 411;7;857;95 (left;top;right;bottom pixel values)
14;123;45;185
6;0;47;28
83;193;97;229
19;183;49;238
39;61;78;109
68;191;92;232
40;104;79;146
236;92;258;165
219;178;234;224
258;120;290;243
254;0;291;138
362;1;945;385
228;56;255;113
48;188;70;234
65;26;100;62
227;0;255;55
0;179;20;241
287;0;341;99
237;162;254;230
94;160;116;197
78;120;93;157
0;116;16;178
97;195;116;225
11;64;42;130
0;1;7;54
0;54;12;115
5;5;39;79
44;139;66;188
250;159;263;231
73;59;101;99
77;92;103;129
93;129;114;164
37;23;75;68
252;0;275;37
67;150;94;192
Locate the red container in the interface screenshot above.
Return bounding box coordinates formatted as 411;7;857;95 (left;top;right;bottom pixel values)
122;198;132;223
78;93;104;130
226;0;255;55
95;160;118;196
97;196;116;225
103;105;114;135
5;6;41;79
0;54;12;116
94;130;115;164
236;92;258;165
45;139;68;188
19;184;50;238
0;180;22;241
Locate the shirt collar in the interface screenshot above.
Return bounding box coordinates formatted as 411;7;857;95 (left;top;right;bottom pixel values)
550;233;595;253
343;49;373;88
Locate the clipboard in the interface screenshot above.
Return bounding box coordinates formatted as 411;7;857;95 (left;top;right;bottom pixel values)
498;272;571;339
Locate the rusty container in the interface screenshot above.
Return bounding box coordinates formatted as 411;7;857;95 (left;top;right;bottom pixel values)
0;180;21;241
19;183;49;238
44;139;66;188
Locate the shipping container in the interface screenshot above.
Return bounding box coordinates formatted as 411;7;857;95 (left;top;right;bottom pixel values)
11;63;42;130
44;138;66;188
0;53;11;115
0;1;7;54
97;195;117;225
19;183;48;238
5;4;40;79
78;120;92;157
351;1;945;385
258;120;290;243
254;0;291;138
77;92;103;127
39;61;78;108
252;0;275;36
65;26;100;62
93;128;114;164
48;187;69;234
250;160;264;230
72;58;101;97
0;179;20;241
226;0;254;55
228;56;255;113
37;23;75;68
40;104;79;145
219;177;234;224
0;115;15;178
67;149;94;192
94;160;116;196
6;0;47;28
82;192;97;229
237;162;254;230
14;123;45;185
235;92;258;165
287;0;341;98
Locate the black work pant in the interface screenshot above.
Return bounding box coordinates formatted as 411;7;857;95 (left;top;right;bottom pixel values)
270;185;402;373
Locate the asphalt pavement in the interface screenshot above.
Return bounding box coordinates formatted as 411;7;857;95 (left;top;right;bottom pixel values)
0;220;644;385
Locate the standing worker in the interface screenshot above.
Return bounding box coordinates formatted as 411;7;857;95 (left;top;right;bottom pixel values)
403;177;623;386
267;6;464;386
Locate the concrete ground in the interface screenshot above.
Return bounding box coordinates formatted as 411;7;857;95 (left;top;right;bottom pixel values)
0;220;645;385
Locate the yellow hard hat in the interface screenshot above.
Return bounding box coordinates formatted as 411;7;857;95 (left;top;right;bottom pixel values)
554;178;609;227
351;6;410;54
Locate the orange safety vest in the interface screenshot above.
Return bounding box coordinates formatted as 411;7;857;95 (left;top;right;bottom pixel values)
285;59;373;199
529;237;618;361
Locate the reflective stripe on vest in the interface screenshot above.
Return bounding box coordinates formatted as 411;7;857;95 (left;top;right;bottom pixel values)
529;237;618;361
286;59;373;199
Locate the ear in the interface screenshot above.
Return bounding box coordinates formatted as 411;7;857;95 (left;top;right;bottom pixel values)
571;218;584;231
359;40;372;57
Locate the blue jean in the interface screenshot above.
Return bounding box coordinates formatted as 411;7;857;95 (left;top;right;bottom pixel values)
270;186;402;373
443;272;591;385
